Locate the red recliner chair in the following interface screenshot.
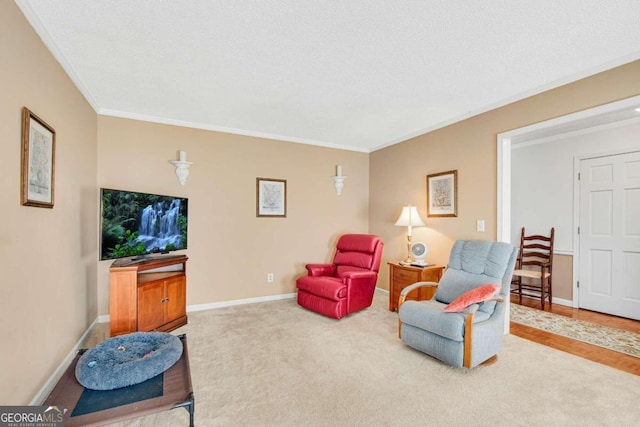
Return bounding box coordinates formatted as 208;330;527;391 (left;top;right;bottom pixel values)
296;234;384;319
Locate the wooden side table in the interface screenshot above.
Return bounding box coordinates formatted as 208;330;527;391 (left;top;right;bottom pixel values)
388;262;445;311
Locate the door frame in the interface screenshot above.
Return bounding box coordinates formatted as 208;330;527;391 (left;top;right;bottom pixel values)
496;95;640;309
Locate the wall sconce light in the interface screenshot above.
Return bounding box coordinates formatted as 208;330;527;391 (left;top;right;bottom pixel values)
332;165;347;195
394;205;425;264
169;150;194;185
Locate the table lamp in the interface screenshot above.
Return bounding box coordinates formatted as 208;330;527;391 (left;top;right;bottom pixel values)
394;205;425;264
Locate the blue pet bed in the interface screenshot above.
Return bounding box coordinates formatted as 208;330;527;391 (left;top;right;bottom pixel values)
75;331;183;390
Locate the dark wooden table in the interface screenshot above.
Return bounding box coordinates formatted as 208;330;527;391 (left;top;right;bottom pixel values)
43;334;194;426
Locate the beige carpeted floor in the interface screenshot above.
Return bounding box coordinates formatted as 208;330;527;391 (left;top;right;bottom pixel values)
106;293;640;426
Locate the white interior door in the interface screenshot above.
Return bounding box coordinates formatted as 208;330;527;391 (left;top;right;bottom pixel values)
578;151;640;320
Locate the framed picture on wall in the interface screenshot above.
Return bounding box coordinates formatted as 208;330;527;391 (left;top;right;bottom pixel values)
256;177;287;217
426;170;457;217
21;107;56;208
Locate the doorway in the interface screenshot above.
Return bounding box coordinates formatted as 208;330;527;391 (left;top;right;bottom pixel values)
497;95;640;314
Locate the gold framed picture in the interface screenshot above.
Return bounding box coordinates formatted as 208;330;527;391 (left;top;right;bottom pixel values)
21;107;56;208
426;170;457;217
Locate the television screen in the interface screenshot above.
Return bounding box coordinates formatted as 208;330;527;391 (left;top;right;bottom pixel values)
100;188;188;261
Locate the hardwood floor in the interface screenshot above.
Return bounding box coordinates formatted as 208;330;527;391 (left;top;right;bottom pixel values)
509;295;640;376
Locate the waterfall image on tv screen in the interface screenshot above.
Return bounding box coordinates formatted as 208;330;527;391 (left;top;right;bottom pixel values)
100;188;188;260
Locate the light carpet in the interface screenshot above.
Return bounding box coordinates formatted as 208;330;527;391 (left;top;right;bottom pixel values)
510;303;640;358
109;293;640;426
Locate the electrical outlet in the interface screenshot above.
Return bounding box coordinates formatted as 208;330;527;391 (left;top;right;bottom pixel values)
267;273;274;283
476;219;485;232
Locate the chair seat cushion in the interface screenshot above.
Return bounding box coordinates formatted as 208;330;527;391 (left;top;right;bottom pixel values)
296;276;346;300
75;332;183;390
399;300;466;341
400;300;493;341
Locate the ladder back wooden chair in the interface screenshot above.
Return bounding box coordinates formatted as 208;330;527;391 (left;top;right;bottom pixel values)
510;227;555;309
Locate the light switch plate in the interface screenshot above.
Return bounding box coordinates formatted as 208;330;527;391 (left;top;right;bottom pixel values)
476;219;485;232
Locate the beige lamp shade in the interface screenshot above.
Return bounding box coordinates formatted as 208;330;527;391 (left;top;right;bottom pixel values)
394;205;425;230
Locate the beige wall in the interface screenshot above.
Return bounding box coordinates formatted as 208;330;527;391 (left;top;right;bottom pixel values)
3;0;640;405
0;2;98;404
97;116;370;315
552;254;573;301
370;60;640;296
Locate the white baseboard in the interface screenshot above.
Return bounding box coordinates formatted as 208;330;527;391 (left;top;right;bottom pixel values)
30;317;100;405
552;297;573;307
93;293;299;324
515;294;573;307
187;293;297;313
375;287;389;295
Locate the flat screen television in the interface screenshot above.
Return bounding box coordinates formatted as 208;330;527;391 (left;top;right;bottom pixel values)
100;188;188;261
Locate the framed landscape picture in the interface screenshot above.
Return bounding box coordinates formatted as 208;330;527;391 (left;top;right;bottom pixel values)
21;107;56;208
256;177;287;217
426;170;457;217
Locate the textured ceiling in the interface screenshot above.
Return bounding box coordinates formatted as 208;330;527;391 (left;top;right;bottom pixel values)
16;0;640;152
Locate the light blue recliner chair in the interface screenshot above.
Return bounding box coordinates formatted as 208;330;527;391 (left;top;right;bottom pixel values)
398;240;517;368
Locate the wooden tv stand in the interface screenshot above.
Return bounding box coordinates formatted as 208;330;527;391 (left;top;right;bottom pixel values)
109;255;188;337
